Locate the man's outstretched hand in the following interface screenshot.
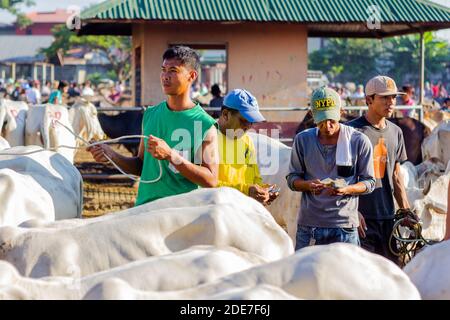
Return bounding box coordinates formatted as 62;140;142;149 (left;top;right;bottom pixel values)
87;141;114;164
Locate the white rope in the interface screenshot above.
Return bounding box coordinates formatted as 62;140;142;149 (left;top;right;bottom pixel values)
0;120;163;184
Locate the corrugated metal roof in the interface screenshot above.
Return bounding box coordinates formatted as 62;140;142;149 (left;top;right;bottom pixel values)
81;0;450;23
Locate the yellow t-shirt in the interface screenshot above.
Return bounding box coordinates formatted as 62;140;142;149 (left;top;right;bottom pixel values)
217;130;263;195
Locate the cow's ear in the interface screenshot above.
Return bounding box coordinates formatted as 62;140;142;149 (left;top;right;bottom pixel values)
4;110;17;132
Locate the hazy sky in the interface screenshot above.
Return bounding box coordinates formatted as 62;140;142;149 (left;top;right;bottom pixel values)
0;0;104;22
0;0;448;40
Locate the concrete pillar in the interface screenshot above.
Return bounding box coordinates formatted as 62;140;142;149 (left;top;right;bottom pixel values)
11;63;16;81
42;63;46;83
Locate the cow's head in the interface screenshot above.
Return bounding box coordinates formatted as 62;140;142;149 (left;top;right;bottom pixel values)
73;100;105;143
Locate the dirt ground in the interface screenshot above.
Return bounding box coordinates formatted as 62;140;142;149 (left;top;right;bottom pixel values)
74;145;138;218
82;181;137;218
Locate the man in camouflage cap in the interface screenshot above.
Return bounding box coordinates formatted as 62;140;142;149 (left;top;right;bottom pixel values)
287;86;375;250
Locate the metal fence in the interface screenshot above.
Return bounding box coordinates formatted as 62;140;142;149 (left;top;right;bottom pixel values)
203;105;424;122
95;104;424;144
84;104;423;180
97;105;424;121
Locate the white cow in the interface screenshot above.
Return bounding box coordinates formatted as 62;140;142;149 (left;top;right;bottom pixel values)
0;137;10;150
68;98;105;145
0;187;293;278
399;160;444;207
0;146;83;226
423;109;450;133
0;246;268;300
84;279;298;300
400;160;449;241
25;104;76;163
0;262;296;300
0;243;418;300
404;240;450;299
0;99;28;146
84;243;420;300
412;172;449;241
422;120;450;165
248;132;301;244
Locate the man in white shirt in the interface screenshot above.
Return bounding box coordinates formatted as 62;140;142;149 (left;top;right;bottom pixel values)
82;80;95;97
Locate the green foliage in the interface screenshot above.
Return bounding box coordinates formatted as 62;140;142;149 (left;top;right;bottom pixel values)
106;70;118;81
384;33;450;84
87;72;102;86
41;25;132;82
309;32;450;86
41;25;73;56
0;0;34;27
309;38;384;84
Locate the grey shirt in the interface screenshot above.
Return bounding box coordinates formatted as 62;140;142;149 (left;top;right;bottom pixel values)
346;116;408;219
286;126;375;228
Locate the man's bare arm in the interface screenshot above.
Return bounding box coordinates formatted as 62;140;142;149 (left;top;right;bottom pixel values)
147;127;219;187
87;138;144;176
170;127;218;187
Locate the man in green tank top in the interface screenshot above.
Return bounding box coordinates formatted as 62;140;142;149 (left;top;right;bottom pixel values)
88;46;219;205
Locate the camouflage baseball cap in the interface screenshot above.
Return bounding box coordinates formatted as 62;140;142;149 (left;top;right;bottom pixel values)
310;86;341;124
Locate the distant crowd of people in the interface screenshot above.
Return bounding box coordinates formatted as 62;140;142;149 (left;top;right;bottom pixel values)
0;78;127;106
328;81;449;112
192;79;449;121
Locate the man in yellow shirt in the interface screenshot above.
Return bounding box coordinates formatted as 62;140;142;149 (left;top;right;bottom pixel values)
216;89;279;205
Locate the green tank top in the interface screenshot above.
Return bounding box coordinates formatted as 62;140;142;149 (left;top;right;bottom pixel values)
135;101;216;206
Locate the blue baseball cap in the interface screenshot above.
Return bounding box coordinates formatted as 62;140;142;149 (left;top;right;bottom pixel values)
223;89;265;123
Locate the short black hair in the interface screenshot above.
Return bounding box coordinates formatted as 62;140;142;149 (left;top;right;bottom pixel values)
402;84;414;92
221;105;238;115
163;46;200;71
211;84;221;96
58;80;68;90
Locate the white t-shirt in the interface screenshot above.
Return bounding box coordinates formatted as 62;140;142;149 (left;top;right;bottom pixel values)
82;87;95;97
41;86;51;96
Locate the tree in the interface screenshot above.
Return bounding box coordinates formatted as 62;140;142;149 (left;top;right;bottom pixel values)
41;25;132;82
383;32;450;85
309;32;450;87
0;0;34;27
309;38;384;85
